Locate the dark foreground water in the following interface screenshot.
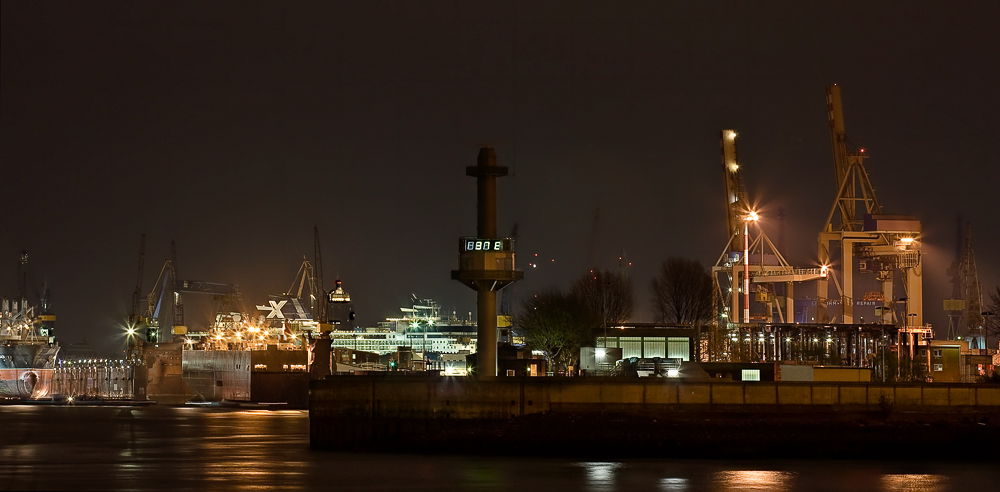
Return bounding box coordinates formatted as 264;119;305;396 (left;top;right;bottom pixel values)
0;406;996;491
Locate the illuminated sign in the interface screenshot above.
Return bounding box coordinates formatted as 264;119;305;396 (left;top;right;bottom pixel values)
256;300;287;319
460;238;513;252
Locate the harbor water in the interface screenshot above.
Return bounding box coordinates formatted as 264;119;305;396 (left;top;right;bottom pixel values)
0;405;996;491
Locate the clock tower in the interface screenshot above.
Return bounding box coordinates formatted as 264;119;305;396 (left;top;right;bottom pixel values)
451;147;523;378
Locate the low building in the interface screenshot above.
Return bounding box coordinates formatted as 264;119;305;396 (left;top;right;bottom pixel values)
779;364;872;382
595;323;696;362
498;344;546;377
699;362;775;381
921;341;962;382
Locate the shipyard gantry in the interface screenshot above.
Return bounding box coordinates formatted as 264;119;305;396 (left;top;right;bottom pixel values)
708;85;937;373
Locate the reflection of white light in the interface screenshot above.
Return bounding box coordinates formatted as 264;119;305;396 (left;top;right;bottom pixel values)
660;477;688;491
667;369;680;378
580;462;620;489
596;348;606;358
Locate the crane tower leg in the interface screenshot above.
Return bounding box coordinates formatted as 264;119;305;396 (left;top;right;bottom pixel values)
786;282;794;324
842;240;854;324
818;236;832;323
907;264;923;327
881;273;894;324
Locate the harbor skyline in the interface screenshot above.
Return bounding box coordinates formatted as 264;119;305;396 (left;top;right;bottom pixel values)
2;1;998;355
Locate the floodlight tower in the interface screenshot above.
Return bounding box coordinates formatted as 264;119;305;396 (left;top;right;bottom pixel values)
452;147;523;379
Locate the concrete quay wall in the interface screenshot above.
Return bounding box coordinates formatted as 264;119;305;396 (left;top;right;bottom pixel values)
309;377;1000;456
311;376;1000;420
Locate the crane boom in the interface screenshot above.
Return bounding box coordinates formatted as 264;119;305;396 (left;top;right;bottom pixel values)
314;226;327;323
130;234;146;321
721;129;749;250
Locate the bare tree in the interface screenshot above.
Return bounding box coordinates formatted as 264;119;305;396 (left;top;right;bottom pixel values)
570;269;634;325
513;289;601;373
650;257;715;324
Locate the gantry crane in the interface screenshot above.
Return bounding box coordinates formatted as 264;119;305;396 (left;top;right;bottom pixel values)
712;130;826;325
144;241;243;343
816;85;924;329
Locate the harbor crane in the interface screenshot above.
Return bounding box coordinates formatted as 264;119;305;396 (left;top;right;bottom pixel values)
712;130;826;325
816;85;924;330
144;241;243;343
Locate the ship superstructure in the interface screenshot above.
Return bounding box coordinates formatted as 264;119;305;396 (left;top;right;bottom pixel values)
1;295;59;399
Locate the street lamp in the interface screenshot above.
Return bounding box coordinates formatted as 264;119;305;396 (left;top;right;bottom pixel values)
982;311;995;351
742;210;760;324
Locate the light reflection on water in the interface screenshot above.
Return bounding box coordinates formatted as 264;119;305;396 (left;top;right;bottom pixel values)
880;474;946;492
0;406;996;491
713;470;795;491
580;461;622;491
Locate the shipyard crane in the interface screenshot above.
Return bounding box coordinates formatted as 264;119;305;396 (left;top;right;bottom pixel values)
170;240;183;337
712;130;826;325
143;241;244;343
499;223;519;342
960;224;985;348
129;234;146;326
126;234;146;356
286;257;317;300
314;226;327;325
816;85;923;329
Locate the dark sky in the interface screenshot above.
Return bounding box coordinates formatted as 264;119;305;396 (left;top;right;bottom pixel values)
2;1;998;355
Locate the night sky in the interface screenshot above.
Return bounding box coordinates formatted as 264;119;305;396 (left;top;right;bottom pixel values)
2;1;998;355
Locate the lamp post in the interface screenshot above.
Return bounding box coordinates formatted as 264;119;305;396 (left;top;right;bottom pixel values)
742;211;759;324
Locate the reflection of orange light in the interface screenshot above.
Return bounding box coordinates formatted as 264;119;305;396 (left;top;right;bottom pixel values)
713;471;795;492
880;474;945;492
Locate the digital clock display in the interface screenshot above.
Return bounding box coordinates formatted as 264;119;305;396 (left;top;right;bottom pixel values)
461;238;513;252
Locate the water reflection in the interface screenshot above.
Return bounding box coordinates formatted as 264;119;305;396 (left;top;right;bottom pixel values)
713;470;796;492
0;406;995;491
880;474;946;492
580;461;622;491
659;477;688;491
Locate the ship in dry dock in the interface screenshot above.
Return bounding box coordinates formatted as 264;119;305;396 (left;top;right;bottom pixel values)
1;293;59;399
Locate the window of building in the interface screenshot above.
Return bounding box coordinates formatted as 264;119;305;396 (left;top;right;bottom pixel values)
933;364;943;372
667;337;690;361
741;369;760;382
620;337;642;359
643;337;666;358
932;349;942;358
